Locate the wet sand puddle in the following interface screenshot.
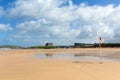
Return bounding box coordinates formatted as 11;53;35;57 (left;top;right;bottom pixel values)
35;53;120;62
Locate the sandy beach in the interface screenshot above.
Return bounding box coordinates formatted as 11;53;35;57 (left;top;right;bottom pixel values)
0;48;120;80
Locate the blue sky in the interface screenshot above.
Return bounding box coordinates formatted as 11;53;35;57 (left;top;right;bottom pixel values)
0;0;16;9
73;0;120;6
0;0;120;46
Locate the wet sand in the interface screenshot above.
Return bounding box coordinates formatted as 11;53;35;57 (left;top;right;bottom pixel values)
0;48;120;80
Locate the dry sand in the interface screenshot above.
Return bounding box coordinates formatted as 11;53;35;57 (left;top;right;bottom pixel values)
0;48;120;80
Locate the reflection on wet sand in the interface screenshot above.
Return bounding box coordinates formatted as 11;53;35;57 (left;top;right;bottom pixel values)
35;53;120;61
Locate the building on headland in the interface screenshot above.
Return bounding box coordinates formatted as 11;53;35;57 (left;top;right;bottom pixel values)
45;43;53;46
74;43;85;47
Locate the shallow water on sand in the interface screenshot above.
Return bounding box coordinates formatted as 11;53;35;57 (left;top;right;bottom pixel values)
35;53;120;61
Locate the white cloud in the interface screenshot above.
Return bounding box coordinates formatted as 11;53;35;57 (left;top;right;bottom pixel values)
0;24;13;32
7;0;120;45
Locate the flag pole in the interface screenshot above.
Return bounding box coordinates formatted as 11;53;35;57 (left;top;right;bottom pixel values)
99;37;103;64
